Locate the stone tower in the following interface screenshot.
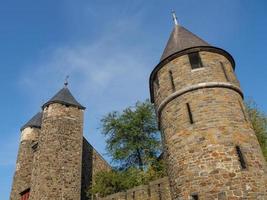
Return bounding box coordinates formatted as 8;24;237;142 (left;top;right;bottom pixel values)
10;112;42;200
149;20;267;199
29;85;85;199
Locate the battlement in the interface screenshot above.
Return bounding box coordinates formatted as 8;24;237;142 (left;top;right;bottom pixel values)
97;177;171;200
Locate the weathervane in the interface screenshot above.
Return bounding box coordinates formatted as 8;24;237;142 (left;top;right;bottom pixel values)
64;75;69;87
171;10;178;25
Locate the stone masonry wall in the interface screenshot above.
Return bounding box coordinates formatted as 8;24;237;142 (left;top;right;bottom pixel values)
81;138;111;200
10;127;40;200
97;177;171;200
151;51;267;199
29;103;84;200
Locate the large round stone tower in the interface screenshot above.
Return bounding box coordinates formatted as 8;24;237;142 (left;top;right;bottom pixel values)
10;112;42;200
149;18;267;199
29;84;85;200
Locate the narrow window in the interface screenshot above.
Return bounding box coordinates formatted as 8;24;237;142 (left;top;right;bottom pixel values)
31;142;38;152
155;75;159;87
154;76;159;91
158;184;162;200
133;191;135;200
220;62;229;81
186;103;194;124
188;52;203;69
238;100;247;121
148;187;151;197
191;194;199;200
169;70;175;92
20;188;30;200
236;146;247;169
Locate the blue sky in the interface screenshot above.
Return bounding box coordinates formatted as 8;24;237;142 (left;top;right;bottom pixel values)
1;0;267;199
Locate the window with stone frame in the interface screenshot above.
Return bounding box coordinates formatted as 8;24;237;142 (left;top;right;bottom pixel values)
188;52;203;69
220;61;229;81
20;188;30;200
236;145;247;169
31;141;38;152
158;183;162;200
191;194;199;200
153;74;160;97
186;103;194;124
168;70;175;92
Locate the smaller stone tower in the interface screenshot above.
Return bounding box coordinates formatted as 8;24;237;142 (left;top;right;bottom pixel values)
10;112;42;200
29;84;85;200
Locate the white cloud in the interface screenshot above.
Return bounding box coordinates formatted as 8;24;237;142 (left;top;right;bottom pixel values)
18;16;154;155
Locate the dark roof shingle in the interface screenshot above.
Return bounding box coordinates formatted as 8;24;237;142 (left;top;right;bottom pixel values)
160;24;210;61
21;112;43;131
42;87;85;110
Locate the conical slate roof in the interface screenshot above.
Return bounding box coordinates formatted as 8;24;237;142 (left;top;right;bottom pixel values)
160;24;210;61
21;112;43;131
42;87;85;110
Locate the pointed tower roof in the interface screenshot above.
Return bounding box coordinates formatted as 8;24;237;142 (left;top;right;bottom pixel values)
160;24;210;61
21;112;43;131
149;14;235;103
42;87;85;110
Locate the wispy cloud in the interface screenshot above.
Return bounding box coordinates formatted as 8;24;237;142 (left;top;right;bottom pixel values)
18;15;154;155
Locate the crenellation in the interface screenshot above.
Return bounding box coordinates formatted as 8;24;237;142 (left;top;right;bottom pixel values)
97;177;171;200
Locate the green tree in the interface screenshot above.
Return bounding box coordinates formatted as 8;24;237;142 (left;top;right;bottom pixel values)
245;100;267;160
101;100;160;170
89;164;167;197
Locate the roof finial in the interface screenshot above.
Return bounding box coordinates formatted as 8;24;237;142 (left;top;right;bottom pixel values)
64;75;69;87
171;10;178;26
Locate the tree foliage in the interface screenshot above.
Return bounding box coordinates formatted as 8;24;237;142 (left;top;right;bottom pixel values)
89;160;167;197
101;100;160;170
88;100;166;198
245;100;267;160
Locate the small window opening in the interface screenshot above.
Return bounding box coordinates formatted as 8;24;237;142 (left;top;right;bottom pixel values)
186;103;194;124
220;62;229;82
158;184;162;200
132;191;135;200
236;146;247;169
238;100;247;121
20;188;30;200
155;75;159;88
191;194;199;200
189;52;203;69
168;70;175;92
153;75;160;96
31;142;38;152
148;187;151;197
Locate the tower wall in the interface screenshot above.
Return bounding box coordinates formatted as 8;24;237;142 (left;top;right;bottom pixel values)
29;103;84;200
151;51;267;199
81;138;111;200
10;127;40;200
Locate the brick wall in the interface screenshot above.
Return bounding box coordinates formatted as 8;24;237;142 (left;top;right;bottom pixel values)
97;177;171;200
151;50;267;199
10;127;40;200
29;103;84;200
81;138;111;200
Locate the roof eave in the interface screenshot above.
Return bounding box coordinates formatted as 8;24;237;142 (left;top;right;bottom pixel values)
20;125;41;132
149;46;236;103
42;100;86;110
